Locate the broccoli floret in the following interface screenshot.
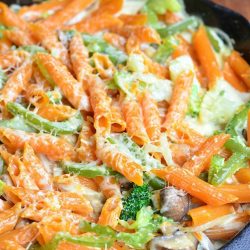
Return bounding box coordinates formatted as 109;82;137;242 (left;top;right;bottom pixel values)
120;184;151;221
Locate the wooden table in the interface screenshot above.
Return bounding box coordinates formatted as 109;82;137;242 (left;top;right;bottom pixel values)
213;0;250;20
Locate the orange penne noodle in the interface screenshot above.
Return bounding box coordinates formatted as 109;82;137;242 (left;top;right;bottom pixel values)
88;76;111;135
0;37;12;54
228;51;250;88
18;0;69;21
94;176;121;199
0;50;29;70
72;14;123;34
7;155;39;190
23;143;53;190
162;71;194;130
217;184;250;203
98;0;124;16
152;166;238;206
141;91;161;142
164;11;182;25
98;195;122;229
188;204;235;226
122;98;149;145
0;62;32;104
0;3;29;31
69;33;93;87
93;53;115;79
223;61;248;92
0;223;38;249
41;0;95;30
173;123;206;148
4;185;93;218
0;240;26;250
4;29;34;46
103;32;126;51
119;14;147;26
97;138;143;186
0;127;76;161
57;242;99;250
235;168;250;184
193;26;222;88
76;121;96;162
111;100;126;133
35;53;90;111
183;134;230;176
0;203;22;235
37;103;77;122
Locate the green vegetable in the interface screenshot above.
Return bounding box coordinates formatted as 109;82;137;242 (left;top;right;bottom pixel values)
80;207;166;249
0;115;37;132
0;180;5;195
147;175;166;190
18;45;47;55
82;34;127;65
0;156;5;175
46;89;63;104
206;27;220;53
7;102;83;135
187;81;203;117
153;36;179;64
61;161;112;178
0;25;8;39
147;0;182;14
208;155;225;184
157;16;200;38
209;152;248;185
225;101;250;157
80;221;116;238
39;232;114;250
120;184;151;221
0;67;7;89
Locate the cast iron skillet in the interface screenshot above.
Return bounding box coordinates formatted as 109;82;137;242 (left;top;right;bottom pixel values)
2;0;250;249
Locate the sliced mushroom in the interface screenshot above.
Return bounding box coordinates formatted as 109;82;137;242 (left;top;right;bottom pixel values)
149;233;198;250
160;187;190;222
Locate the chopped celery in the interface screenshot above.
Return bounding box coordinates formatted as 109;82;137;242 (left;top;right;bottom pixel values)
19;45;47;55
82;34;127;65
208;155;225;184
0;180;5;195
39;232;114;250
157;16;200;38
153;36;179;64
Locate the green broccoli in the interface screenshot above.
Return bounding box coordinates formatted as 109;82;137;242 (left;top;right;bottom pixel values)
120;184;151;221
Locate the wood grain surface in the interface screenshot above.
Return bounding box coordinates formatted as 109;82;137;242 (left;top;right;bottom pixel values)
213;0;250;20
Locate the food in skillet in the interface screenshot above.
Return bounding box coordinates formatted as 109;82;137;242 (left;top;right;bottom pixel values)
0;0;250;249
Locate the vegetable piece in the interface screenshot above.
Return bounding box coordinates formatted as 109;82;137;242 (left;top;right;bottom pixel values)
217;184;250;203
225;101;250;156
152;166;238;206
120;184;151;221
235;168;250;184
208;155;224;184
60;161;111;178
209;152;248;186
248;110;250;146
0;116;36;132
157;17;200;37
160;187;190;221
18;45;47;55
82;33;127;65
228;51;250;88
153;36;179;64
188;204;235;226
0;180;5;195
7;102;83;135
193;26;222;88
80;207;165;249
39;232;114;250
146;0;182;15
183;134;230;176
